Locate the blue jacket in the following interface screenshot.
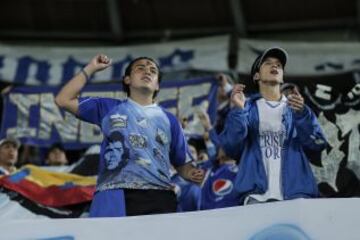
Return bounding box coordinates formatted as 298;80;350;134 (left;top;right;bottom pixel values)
219;94;328;203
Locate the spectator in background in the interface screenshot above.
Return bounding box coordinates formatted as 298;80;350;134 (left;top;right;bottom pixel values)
55;54;204;217
17;145;42;167
179;116;187;133
197;149;209;165
200;148;241;210
0;137;20;175
187;141;199;162
220;47;328;205
214;73;233;134
196;110;242;209
171;165;201;212
170;140;202;212
197;109;219;162
45;143;69;166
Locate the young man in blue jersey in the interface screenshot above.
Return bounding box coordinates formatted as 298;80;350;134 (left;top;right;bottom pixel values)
196;110;242;209
219;47;328;205
55;54;204;216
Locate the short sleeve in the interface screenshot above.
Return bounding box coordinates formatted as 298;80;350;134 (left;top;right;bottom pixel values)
164;111;189;167
78;97;120;126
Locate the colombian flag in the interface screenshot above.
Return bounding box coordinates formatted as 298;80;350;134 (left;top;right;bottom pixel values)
0;164;96;207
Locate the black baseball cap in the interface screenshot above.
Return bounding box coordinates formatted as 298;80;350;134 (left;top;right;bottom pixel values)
251;47;288;78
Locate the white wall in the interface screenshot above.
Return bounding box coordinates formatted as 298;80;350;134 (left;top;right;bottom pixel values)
0;198;359;240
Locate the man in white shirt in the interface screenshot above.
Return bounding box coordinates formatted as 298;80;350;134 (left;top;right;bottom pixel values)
219;47;328;204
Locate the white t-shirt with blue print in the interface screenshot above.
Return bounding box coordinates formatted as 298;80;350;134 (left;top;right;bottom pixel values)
78;97;190;192
246;95;287;203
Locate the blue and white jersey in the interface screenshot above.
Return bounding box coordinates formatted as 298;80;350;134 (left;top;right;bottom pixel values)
78;97;190;192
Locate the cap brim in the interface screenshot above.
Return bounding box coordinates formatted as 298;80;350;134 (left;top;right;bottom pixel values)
260;47;288;68
0;139;20;148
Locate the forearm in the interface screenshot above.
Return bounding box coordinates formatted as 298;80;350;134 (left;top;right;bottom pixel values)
55;65;95;115
220;108;248;146
294;106;328;151
55;54;112;115
218;108;249;159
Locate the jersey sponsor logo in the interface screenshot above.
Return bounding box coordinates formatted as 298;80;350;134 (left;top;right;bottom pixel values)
136;118;148;128
110;114;128;128
212;179;233;196
155;128;168;145
129;134;147;148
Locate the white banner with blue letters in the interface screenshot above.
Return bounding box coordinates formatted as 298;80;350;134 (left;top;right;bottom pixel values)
0;36;228;86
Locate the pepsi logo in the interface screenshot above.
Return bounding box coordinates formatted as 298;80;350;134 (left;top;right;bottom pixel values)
212;179;233;196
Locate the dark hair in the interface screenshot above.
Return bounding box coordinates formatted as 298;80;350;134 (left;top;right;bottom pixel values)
45;143;65;159
250;54;262;90
122;57;163;99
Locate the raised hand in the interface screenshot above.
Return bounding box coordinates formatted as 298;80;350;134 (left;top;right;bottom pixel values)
216;73;229;88
84;54;113;75
287;87;304;112
231;84;246;109
198;110;212;131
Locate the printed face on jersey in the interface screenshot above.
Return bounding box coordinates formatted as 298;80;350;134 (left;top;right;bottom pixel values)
104;131;129;170
104;141;125;170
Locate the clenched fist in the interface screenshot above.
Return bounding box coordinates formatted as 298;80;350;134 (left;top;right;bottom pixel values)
84;54;113;75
